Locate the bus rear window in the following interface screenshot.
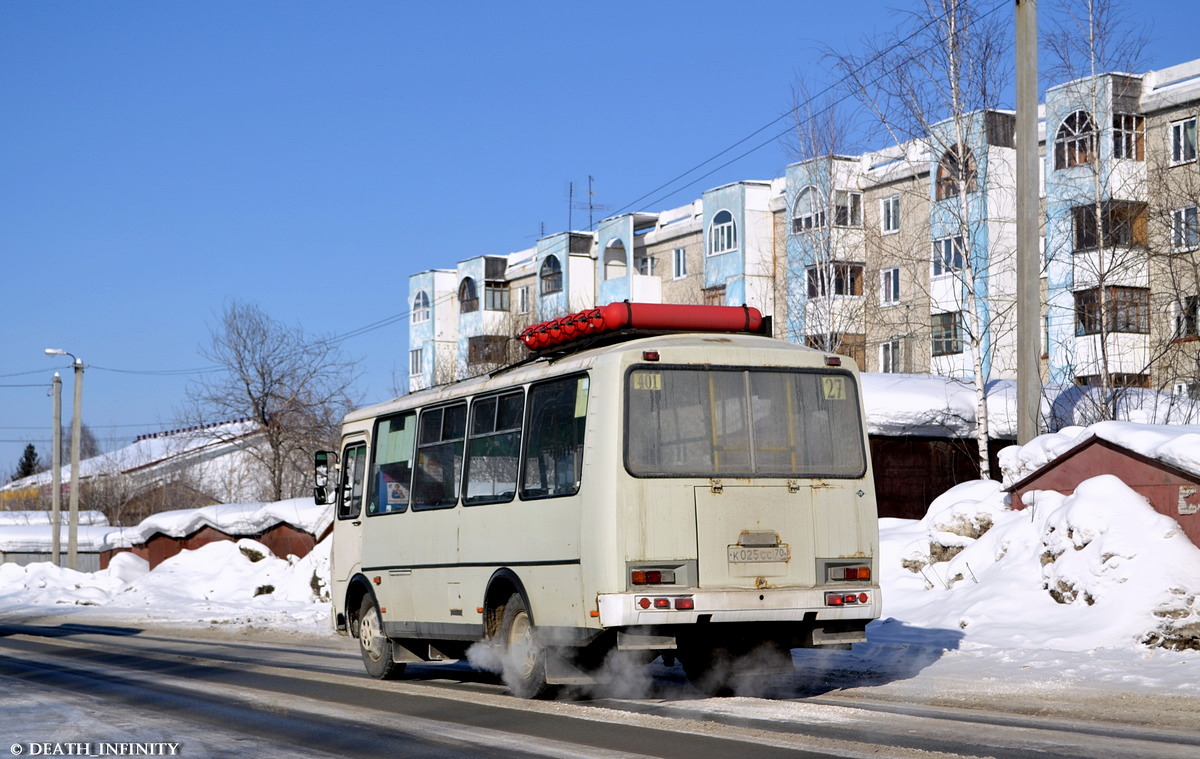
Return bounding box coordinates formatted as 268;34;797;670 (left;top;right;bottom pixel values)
625;367;866;478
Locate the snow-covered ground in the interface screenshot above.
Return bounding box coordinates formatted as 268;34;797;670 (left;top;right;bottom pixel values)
3;423;1200;701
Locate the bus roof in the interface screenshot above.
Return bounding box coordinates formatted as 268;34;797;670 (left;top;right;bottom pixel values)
346;332;851;424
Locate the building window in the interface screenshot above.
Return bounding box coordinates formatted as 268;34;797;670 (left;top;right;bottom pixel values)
672;247;687;279
881;194;900;234
1075;373;1149;389
517;285;531;314
539;256;562;295
467;335;508;366
806;333;866;367
1172;206;1200;251
879;339;901;373
1113;113;1145;160
708;210;737;255
792;185;826;232
1054;110;1095;169
484;281;509;311
1172;117;1198;165
412;291;430;323
703;286;726;306
931;312;963;356
806;263;864;298
932;236;965;277
1074;286;1150;336
459;278;478;313
936;144;977;200
1072;202;1147;251
880;267;901;305
634;252;655;276
833;190;862;227
409;348;423;377
1173;295;1200;340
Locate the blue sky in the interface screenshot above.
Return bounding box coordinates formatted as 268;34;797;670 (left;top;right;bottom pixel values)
1;1;1195;473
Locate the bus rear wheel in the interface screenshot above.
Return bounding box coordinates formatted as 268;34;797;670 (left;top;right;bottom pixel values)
358;596;405;680
498;594;553;699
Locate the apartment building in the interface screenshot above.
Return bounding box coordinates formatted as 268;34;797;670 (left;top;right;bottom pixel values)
406;58;1200;400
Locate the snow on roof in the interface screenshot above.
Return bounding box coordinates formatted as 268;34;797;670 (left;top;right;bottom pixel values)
101;497;331;550
0;524;115;554
0;498;329;554
0;420;259;492
860;374;1018;438
0;510;108;526
861;375;1200;441
999;421;1200;488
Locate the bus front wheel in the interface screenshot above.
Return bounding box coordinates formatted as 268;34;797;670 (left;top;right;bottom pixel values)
499;594;552;699
358;596;405;680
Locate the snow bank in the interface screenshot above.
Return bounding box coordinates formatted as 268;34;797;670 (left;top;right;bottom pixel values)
887;475;1200;651
102;497;331;549
0;536;332;633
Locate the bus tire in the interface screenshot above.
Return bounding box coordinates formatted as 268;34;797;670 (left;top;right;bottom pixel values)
499;593;552;699
358;596;405;680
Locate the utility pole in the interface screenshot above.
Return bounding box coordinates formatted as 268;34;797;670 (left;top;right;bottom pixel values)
68;357;83;569
50;372;62;566
1016;0;1040;444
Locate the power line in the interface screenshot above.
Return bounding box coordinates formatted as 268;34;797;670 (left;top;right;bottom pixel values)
611;0;1010;215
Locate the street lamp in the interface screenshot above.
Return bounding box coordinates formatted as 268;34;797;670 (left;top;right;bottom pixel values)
45;348;83;570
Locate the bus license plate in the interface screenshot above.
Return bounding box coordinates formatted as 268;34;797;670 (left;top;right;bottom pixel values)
728;545;790;563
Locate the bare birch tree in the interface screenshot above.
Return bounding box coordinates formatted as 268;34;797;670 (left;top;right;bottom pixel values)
831;0;1011;478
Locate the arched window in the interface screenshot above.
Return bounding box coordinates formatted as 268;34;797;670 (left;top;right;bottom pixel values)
708;210;737;255
539;256;562;295
603;241;627;280
412;291;430;323
459;278;478;313
936;144;978;201
1055;110;1095;170
791;186;825;233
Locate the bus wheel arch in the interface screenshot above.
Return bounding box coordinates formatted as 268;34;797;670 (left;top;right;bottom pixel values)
345;575;374;638
481;568;529;638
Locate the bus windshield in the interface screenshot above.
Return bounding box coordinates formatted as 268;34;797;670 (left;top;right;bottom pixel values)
625;367;866;478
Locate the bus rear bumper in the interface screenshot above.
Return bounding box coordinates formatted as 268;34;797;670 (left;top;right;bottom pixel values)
597;587;880;631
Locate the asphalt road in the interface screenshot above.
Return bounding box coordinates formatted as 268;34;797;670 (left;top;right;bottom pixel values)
0;621;1197;759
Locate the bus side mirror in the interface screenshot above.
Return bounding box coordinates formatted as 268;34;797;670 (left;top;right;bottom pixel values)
314;450;331;505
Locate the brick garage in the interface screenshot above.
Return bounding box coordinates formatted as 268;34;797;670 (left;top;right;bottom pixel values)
100;521;331;570
1007;435;1200;547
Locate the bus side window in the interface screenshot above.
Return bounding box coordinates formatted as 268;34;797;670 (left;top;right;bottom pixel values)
369;412;416;515
521;375;588;500
464;391;523;506
413;403;467;510
337;443;367;520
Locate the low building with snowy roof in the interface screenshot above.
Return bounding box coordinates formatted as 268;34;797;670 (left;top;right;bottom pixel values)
0;420;269;525
100;498;332;569
1002;422;1200;547
0;511;111;571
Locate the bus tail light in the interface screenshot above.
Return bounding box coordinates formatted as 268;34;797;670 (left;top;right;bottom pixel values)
825;592;870;606
828;565;871;582
631;569;676;585
636;596;695;611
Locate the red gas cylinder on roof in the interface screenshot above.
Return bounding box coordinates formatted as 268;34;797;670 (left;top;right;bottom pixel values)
518;302;764;352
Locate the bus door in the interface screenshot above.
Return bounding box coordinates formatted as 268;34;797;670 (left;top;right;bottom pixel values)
331;439;367;622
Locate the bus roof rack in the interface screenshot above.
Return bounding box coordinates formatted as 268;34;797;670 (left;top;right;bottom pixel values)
517;302;766;356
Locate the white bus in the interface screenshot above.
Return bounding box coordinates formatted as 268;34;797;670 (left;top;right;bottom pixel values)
321;304;880;697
